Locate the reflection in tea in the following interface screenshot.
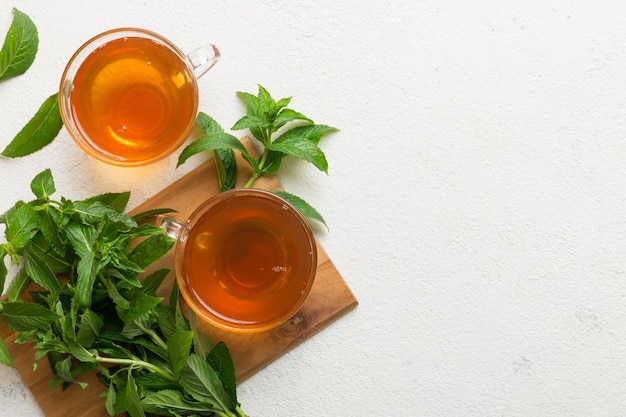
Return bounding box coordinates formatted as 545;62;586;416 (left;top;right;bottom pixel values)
182;194;315;329
69;36;197;163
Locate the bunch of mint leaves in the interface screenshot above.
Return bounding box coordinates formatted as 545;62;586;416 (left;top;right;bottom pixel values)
0;169;247;417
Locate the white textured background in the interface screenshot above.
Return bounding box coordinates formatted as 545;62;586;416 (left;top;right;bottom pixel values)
1;1;626;416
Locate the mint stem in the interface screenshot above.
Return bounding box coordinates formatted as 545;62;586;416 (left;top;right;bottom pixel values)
93;354;175;381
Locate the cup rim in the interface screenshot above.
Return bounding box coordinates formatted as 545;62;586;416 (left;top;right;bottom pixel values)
58;27;199;167
174;188;318;333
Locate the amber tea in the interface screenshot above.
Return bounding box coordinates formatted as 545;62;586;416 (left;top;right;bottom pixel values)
60;28;220;166
174;189;317;333
69;37;195;163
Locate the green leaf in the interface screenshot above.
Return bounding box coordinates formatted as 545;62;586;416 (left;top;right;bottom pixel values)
125;372;146;417
180;354;234;411
3;301;58;331
4;202;38;253
1;93;63;157
6;267;30;302
231;114;270;131
269;136;328;173
279;123;338;146
0;250;7;294
140;268;170;296
168;330;194;380
53;355;89;389
214;148;237;192
196;112;225;135
28;233;70;273
131;208;177;223
236;90;267;144
0;8;38;81
30;168;55;200
129;234;175;269
64;222;96;258
73;200;136;227
189;311;213;359
0;336;14;367
177;132;250;167
207;342;237;406
273;108;312;131
82;191;130;213
105;383;117;417
75;251;100;307
125;293;163;322
22;246;61;293
257;85;275;116
142;389;218;414
76;310;103;348
272;190;327;229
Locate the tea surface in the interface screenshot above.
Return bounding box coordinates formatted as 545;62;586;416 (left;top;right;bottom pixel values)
182;194;315;329
70;36;197;163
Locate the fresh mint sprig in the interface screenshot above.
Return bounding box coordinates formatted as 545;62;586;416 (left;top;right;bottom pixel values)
0;169;248;417
178;85;337;228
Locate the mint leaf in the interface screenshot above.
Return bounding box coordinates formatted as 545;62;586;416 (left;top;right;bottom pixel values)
189;311;213;359
30;168;55;200
0;249;7;293
273;108;312;131
139;268;170;296
6;267;29;302
83;191;131;213
196;112;225;134
75;251;100;307
168;330;194;380
272;190;328;230
207;342;237;406
180;354;233;410
4;202;38;252
280;123;338;146
125;294;163;322
76;309;103;348
213;148;235;192
129;234;175;269
0;8;38;81
142;390;216;415
269;136;328;173
0;336;14;367
177;132;251;167
125;373;146;417
2;93;63;157
22;246;61;293
131;208;177;223
3;301;58;331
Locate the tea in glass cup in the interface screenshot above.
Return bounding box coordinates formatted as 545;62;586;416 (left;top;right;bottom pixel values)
159;189;318;333
59;28;220;166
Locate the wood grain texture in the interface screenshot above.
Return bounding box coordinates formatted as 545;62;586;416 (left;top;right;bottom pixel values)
0;136;357;416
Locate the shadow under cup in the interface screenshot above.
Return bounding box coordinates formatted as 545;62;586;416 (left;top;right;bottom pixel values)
166;189;318;333
59;28;219;166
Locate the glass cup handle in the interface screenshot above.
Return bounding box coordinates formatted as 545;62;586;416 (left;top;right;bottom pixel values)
156;215;183;240
187;44;220;79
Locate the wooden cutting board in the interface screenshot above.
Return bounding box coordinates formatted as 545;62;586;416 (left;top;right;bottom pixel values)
0;136;358;417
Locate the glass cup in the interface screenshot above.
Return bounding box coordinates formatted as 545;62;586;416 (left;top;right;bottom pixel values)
158;188;318;333
59;28;220;166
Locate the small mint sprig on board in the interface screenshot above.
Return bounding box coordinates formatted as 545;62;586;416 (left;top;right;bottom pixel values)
177;85;337;229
